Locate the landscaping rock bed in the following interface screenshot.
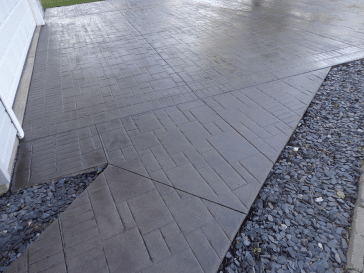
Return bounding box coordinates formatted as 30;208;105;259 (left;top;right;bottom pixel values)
220;60;364;273
0;169;103;272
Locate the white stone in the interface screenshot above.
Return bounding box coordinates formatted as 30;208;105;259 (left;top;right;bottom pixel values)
293;147;299;152
318;243;323;249
315;197;323;202
337;191;345;198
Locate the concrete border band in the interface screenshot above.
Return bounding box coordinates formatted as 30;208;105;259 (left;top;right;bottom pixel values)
346;164;364;273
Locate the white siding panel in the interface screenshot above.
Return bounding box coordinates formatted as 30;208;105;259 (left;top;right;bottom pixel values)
0;0;25;56
0;103;16;169
0;0;36;108
0;0;22;26
0;0;38;184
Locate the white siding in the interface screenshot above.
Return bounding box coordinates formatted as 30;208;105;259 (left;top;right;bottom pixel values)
0;103;16;170
0;102;17;185
0;0;41;185
0;0;36;108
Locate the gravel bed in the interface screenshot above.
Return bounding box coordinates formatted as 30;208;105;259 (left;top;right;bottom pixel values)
0;168;103;272
220;60;364;273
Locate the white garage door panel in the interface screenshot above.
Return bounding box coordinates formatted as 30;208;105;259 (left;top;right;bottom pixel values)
0;0;24;54
0;0;36;108
0;103;17;174
0;0;22;26
0;0;39;184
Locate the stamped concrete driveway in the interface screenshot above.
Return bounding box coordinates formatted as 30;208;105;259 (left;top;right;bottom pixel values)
9;0;364;272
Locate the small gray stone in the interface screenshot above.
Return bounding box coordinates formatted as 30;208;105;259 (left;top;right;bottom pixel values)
301;239;308;246
246;253;255;266
277;256;286;265
334;253;341;264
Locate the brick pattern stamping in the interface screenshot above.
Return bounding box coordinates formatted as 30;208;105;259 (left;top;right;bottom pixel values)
9;0;364;271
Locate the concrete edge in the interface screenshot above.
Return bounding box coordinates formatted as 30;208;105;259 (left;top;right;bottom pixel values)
11;163;108;193
0;184;9;196
346;164;364;272
5;26;42;183
13;25;42;125
216;68;332;273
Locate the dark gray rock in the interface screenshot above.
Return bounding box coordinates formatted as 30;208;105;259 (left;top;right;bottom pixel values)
246;253;255;266
276;256;286;265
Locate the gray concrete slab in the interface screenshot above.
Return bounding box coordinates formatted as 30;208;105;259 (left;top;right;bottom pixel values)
7;166;245;272
9;0;364;271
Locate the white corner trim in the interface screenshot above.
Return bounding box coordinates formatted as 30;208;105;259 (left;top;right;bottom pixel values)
26;0;45;26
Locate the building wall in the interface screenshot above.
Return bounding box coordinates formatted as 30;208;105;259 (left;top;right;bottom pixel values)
0;102;17;184
0;0;42;186
0;0;36;107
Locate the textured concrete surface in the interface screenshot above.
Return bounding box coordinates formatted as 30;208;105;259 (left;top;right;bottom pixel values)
7;165;244;273
8;0;364;271
347;166;364;273
0;184;9;195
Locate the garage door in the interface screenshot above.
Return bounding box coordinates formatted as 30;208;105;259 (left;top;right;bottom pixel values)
0;0;37;107
0;0;37;185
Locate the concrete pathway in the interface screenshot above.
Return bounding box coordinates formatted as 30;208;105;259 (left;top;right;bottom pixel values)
8;0;364;271
8;166;243;273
